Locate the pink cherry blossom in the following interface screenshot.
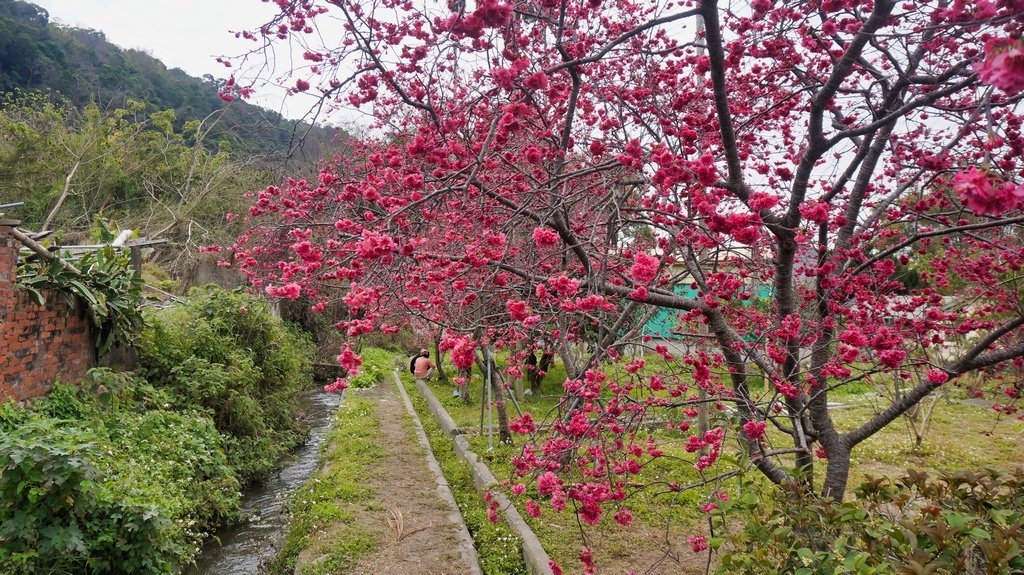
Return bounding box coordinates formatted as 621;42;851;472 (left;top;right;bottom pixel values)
323;378;349;392
231;1;1024;563
742;420;767;441
689;535;708;553
265;283;302;299
952;167;1024;216
532;227;560;247
975;38;1024;95
630;253;659;283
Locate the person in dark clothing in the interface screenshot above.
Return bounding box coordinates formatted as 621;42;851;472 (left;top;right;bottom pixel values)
525;350;539;394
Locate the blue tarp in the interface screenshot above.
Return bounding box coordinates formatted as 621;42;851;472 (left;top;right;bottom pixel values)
641;283;772;340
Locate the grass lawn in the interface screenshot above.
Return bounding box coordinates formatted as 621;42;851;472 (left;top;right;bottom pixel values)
468;433;712;575
420;351;568;432
755;388;1024;487
419;354;721;574
411;351;1024;574
834;396;1024;484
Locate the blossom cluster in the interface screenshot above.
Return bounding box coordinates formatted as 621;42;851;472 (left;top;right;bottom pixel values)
951;168;1024;216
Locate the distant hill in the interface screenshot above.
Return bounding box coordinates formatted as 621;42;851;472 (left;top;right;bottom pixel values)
0;0;339;160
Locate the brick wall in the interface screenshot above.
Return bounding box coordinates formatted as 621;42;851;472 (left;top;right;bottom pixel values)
0;221;94;402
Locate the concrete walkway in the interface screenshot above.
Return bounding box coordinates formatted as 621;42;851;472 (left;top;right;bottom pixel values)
343;376;483;575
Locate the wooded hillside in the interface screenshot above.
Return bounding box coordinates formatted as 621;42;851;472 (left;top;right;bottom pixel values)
0;0;338;275
0;0;335;159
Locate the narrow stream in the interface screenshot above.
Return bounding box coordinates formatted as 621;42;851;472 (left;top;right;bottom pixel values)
183;388;342;575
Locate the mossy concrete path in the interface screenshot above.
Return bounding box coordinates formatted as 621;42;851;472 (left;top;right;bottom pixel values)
330;378;482;574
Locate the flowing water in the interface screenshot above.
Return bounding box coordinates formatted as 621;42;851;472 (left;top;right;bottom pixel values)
183;388;342;575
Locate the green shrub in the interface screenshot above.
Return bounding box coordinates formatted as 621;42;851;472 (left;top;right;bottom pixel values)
712;469;1024;575
0;421;104;574
359;329;422;353
0;285;316;573
0;285;318;573
348;347;392;389
35;382;85;420
0;401;30;431
101;409;242;530
137;285;314;483
0;381;242;575
277;297;348;363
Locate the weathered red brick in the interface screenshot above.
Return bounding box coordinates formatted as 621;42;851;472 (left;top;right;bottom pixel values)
0;225;94;399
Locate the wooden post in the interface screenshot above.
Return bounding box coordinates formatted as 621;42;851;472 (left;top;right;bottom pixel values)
698;322;709;456
130;245;143;278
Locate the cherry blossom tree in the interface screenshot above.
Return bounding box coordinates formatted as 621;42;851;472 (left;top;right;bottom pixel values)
230;0;1024;517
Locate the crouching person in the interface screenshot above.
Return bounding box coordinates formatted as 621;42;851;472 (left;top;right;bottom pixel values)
412;349;435;383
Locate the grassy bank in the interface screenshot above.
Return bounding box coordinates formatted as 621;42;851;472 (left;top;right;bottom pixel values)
269;346;395;575
138;286;314;484
0;375;241;575
269;397;383;575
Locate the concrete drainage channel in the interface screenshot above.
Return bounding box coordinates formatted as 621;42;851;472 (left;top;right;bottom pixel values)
392;370;555;575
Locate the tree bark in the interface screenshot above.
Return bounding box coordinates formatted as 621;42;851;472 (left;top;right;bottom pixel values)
476;347;513;444
536;349;554;393
433;333;448;383
459;367;471;404
821;444;851;501
557;344;581;380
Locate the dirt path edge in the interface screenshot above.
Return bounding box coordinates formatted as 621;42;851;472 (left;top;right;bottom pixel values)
402;371;555;575
391;370;485;575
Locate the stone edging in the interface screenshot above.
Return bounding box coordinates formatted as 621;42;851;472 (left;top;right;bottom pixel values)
399;371;555;575
389;370;484;575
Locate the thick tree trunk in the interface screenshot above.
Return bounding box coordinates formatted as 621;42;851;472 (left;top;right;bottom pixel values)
697;388;710;456
458;367;471;404
557;344;581;380
821;446;851;501
492;378;513;445
513;376;525;401
525;349;539;394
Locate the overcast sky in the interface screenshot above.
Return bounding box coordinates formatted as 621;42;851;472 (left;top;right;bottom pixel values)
32;0;325;121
